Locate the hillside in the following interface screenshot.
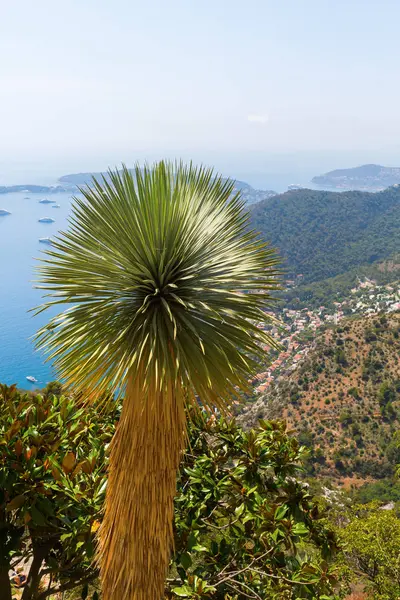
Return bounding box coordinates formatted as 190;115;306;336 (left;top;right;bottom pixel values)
284;254;400;310
58;170;276;205
312;164;400;190
249;185;400;285
241;312;400;483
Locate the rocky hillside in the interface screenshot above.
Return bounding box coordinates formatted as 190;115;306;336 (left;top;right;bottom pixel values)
241;312;400;483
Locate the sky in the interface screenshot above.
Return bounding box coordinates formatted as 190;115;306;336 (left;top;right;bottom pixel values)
1;0;400;186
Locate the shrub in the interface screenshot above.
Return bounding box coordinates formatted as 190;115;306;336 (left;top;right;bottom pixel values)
339;506;400;598
172;416;340;598
364;329;377;342
0;383;115;600
339;411;353;427
0;384;341;600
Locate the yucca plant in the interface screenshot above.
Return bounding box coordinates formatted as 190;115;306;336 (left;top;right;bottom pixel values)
34;162;280;600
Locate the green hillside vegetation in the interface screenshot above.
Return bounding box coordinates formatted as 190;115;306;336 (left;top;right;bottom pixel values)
353;478;400;504
330;501;400;599
241;312;400;483
284;255;400;310
0;385;340;600
5;383;400;600
250;186;400;285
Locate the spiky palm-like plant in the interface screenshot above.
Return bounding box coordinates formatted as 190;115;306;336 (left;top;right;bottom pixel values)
35;162;280;600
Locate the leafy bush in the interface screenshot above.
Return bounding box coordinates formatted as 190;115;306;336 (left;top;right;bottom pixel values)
170;416;340;599
347;387;360;400
379;382;397;407
0;386;341;599
339;505;400;599
334;349;348;367
352;458;392;479
0;383;114;600
364;329;378;343
354;479;400;504
339;410;353;427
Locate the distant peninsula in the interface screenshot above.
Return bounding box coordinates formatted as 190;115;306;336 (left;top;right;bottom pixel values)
0;170;276;205
312;164;400;190
0;184;73;195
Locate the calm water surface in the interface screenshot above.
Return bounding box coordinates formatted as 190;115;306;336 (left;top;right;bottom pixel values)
0;192;78;388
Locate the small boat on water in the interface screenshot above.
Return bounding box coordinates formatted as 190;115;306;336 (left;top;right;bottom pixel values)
26;376;38;383
39;237;54;245
39;199;55;204
0;209;11;216
51;204;60;208
24;197;30;199
38;217;55;223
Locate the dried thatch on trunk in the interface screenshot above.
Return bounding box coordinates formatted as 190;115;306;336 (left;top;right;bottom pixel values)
98;377;186;600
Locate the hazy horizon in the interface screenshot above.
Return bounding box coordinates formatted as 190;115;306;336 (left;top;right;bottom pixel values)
2;149;400;192
2;0;400;188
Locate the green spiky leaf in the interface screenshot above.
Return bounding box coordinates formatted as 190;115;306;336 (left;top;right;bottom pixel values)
35;161;281;408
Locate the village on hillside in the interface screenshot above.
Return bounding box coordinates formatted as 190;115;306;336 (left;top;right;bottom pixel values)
254;279;400;394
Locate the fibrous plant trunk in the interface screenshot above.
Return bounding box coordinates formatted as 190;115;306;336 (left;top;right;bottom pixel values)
0;562;12;600
98;375;187;600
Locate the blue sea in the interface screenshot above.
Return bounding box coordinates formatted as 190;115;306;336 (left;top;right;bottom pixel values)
0;192;78;389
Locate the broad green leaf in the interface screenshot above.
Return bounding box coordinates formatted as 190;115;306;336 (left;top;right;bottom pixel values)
180;552;192;570
172;586;192;597
275;505;289;521
6;494;25;512
293;522;309;536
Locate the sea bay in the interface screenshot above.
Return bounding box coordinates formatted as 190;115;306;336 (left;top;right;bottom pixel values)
0;191;77;388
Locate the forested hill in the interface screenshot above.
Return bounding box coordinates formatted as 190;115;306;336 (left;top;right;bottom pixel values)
249;186;400;285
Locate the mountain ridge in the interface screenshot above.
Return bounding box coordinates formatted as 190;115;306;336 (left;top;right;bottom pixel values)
312;164;400;190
